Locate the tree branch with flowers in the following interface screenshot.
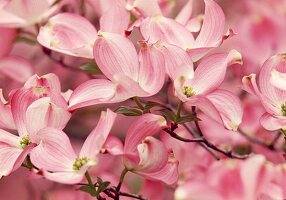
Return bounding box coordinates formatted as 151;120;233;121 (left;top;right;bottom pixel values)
0;0;285;199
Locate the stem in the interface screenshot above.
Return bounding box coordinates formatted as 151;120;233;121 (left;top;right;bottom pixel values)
163;127;204;143
163;123;248;159
237;128;281;151
85;171;95;190
192;106;203;137
281;129;286;137
116;168;129;192
133;97;144;110
22;156;35;169
114;168;129;200
269;131;282;148
119;191;147;200
176;101;183;121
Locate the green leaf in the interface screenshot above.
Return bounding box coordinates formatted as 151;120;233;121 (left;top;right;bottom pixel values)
97;177;103;184
115;106;143;116
176;114;200;124
14;36;37;45
144;101;168;112
79;186;98;197
97;181;111;194
158;109;177;122
80;62;102;75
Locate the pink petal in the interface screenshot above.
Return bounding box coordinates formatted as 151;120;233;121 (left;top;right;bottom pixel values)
240;155;271;199
175;0;194;25
25;97;71;138
136;136;168;173
140;180;165;200
43;171;84;184
185;95;222;124
187;46;213;62
0;134;35;178
0;27;17;58
80;109;117;159
68;79;117;111
0;56;34;83
13;143;37;172
138;159;179;185
94;32;139;82
270;69;286;91
160;43;194;80
24;73;61;93
175;180;222;200
260;113;286;131
140;16;194;49
0;143;23;178
30;128;77;172
11;83;66;136
131;0;162;17
185;16;203;33
259;54;286;105
0;89;16;130
124;113;167;154
86;0;118;17
113;74;149;97
206;89;243;131
0;129;19;146
191;50;242;95
61;89;73;102
137;41;165;95
241;74;260;97
242;74;280;116
0;0;57;27
11;88;38;136
37;13;97;58
0;2;27;27
102;136;124;156
193;0;225;48
100;1;130;35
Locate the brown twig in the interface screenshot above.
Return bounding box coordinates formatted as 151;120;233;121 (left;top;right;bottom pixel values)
163;122;248;160
237;128;282;151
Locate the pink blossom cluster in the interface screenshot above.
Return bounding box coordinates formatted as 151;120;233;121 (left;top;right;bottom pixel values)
0;0;286;199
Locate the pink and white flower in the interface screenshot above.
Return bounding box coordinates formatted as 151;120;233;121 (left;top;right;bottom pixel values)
242;53;286;130
29;109;117;184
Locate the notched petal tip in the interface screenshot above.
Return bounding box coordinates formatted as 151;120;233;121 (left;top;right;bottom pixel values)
228;49;243;65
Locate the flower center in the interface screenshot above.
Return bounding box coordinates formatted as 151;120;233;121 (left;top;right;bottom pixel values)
281;103;286;116
183;86;195;97
19;135;31;149
32;86;48;97
72;157;89;171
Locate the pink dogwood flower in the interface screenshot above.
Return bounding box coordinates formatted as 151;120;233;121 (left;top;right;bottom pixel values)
123;113;179;185
68;38;165;110
242;53;286;130
0;73;71;178
37;0;129;59
29;109;117;184
131;0;234;61
171;50;243;131
0;0;58;27
175;155;281;200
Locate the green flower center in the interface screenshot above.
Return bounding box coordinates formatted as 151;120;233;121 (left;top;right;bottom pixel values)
183;86;196;97
19;135;31;149
73;157;89;171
